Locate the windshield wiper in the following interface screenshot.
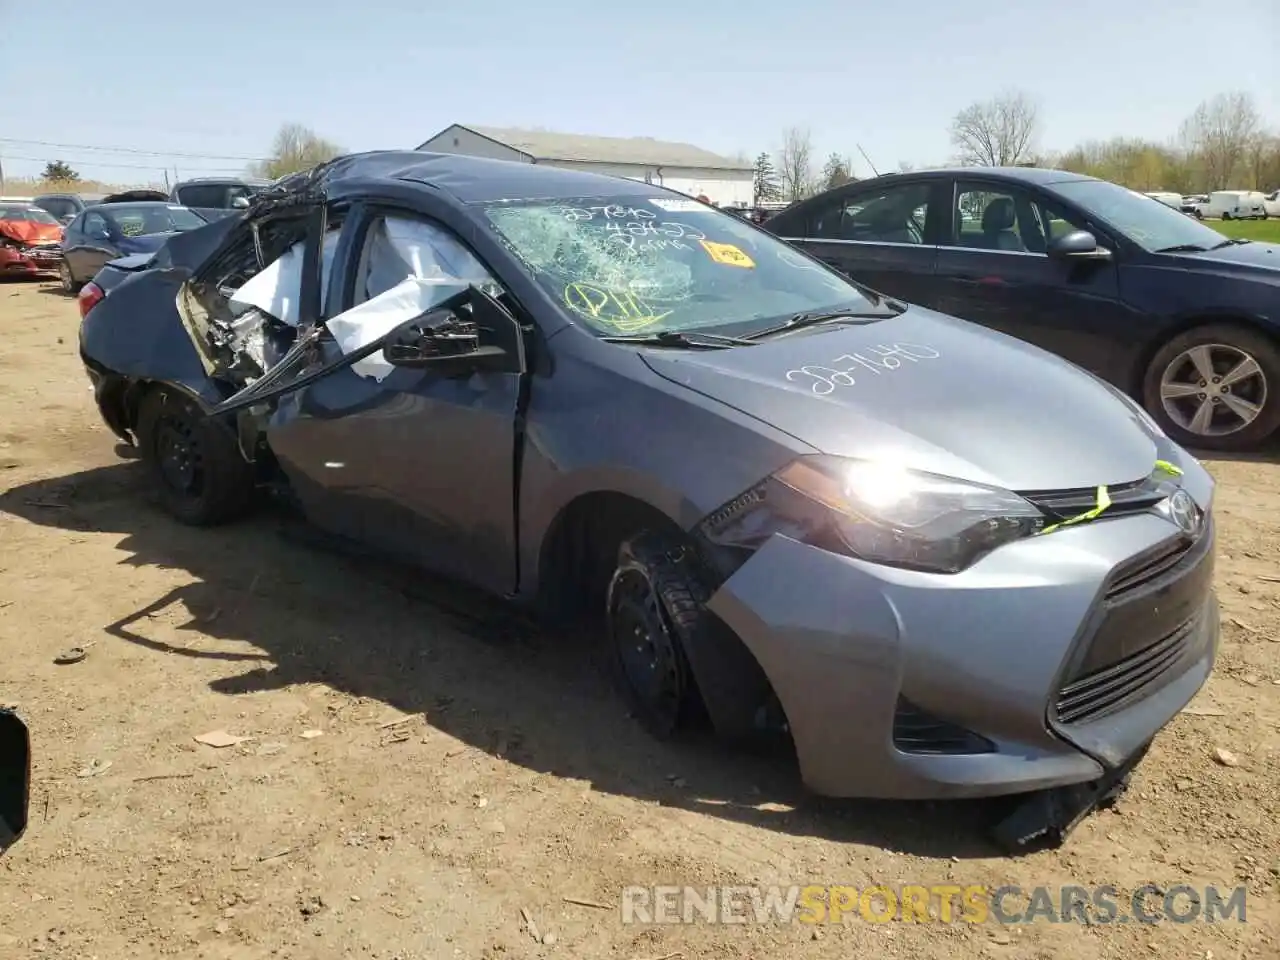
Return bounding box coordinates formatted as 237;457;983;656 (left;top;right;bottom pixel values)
745;306;903;341
600;329;756;349
1154;243;1209;253
1212;238;1250;248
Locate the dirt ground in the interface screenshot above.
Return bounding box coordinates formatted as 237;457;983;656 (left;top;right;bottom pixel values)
0;279;1277;959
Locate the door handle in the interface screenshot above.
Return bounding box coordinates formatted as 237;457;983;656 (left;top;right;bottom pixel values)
955;275;1005;286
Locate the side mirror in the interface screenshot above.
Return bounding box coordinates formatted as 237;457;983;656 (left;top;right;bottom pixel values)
1048;229;1111;261
0;708;31;855
382;306;512;375
230;196;250;210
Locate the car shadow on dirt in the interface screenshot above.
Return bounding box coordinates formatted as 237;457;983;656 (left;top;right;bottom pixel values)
3;461;1019;860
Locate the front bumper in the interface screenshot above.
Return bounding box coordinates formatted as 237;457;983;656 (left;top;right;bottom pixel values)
706;476;1218;801
0;246;61;276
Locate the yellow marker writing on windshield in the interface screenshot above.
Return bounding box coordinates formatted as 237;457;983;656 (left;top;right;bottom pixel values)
700;240;755;268
563;282;671;331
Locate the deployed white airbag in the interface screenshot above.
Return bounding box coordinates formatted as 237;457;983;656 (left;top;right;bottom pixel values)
225;215;498;383
327;275;471;382
229;231;339;325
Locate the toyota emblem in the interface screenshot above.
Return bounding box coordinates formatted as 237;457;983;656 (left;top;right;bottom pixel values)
1166;489;1201;537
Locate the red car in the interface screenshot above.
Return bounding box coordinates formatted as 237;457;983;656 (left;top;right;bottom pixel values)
0;202;64;278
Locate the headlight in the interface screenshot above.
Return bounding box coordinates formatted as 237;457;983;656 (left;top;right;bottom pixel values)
699;456;1046;574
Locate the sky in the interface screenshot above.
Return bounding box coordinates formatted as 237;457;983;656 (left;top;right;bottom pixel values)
1;0;1276;186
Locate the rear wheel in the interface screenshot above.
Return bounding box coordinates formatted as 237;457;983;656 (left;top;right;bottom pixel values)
1142;324;1280;451
58;260;80;295
135;388;255;525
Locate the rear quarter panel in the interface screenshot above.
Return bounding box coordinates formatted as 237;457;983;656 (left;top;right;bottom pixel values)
79;267;226;408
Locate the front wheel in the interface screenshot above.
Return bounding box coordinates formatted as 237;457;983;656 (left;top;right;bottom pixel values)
605;532;708;740
135;388;256;525
1142;324;1280;452
58;260;80;295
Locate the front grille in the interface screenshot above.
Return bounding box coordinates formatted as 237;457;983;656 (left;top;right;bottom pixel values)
1054;617;1196;724
1021;477;1166;523
892;698;993;754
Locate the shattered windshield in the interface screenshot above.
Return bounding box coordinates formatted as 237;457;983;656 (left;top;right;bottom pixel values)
481;195;874;336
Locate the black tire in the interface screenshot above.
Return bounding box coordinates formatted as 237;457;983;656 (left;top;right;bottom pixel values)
605;531;708;740
1194;210;1203;220
1142;323;1280;452
1222;212;1232;221
58;260;81;295
135;387;255;525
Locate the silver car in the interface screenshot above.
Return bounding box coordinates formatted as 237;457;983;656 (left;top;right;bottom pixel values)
76;151;1219;851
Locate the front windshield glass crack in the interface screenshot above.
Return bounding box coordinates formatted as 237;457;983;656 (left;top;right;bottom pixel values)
481;196;881;339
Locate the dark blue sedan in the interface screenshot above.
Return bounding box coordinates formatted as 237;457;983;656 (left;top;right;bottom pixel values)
766;169;1280;452
59;202;206;293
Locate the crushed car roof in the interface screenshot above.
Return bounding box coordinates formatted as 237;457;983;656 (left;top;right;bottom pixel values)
274;150;662;205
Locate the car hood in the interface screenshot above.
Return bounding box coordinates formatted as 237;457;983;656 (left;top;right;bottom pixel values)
1176;240;1280;273
639;307;1163;492
0;221;61;245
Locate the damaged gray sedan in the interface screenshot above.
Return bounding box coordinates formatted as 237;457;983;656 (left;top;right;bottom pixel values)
78;151;1219;851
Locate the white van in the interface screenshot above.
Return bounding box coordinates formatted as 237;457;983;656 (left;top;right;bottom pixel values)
1263;190;1280;218
1205;190;1265;220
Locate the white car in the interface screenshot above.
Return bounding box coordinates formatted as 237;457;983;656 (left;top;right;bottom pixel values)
1143;191;1183;209
1203;190;1266;220
1262;190;1280;218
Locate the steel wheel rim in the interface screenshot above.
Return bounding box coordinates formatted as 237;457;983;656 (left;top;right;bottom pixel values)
154;414;204;496
609;571;682;728
1159;342;1267;437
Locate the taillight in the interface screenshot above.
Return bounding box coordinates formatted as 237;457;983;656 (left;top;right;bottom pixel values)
77;281;105;319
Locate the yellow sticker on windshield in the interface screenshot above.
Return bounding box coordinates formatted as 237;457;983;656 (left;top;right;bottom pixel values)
700;240;755;268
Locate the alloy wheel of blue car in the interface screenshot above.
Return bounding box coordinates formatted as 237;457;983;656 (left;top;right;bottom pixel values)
1158;342;1267;438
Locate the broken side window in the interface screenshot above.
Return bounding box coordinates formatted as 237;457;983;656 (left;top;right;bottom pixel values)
180;213;335;385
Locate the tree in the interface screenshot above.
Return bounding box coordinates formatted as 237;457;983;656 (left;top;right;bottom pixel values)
777;127;816;202
1244;131;1279;190
752;152;781;205
897;161;915;173
820;152;854;190
949;90;1040;166
1179;92;1260;189
42;160;79;182
253;122;343;179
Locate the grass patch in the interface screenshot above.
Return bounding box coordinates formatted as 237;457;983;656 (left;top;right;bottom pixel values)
1202;218;1280;243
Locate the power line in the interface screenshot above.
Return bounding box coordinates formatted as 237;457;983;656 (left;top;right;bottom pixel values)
0;153;247;173
0;136;269;162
